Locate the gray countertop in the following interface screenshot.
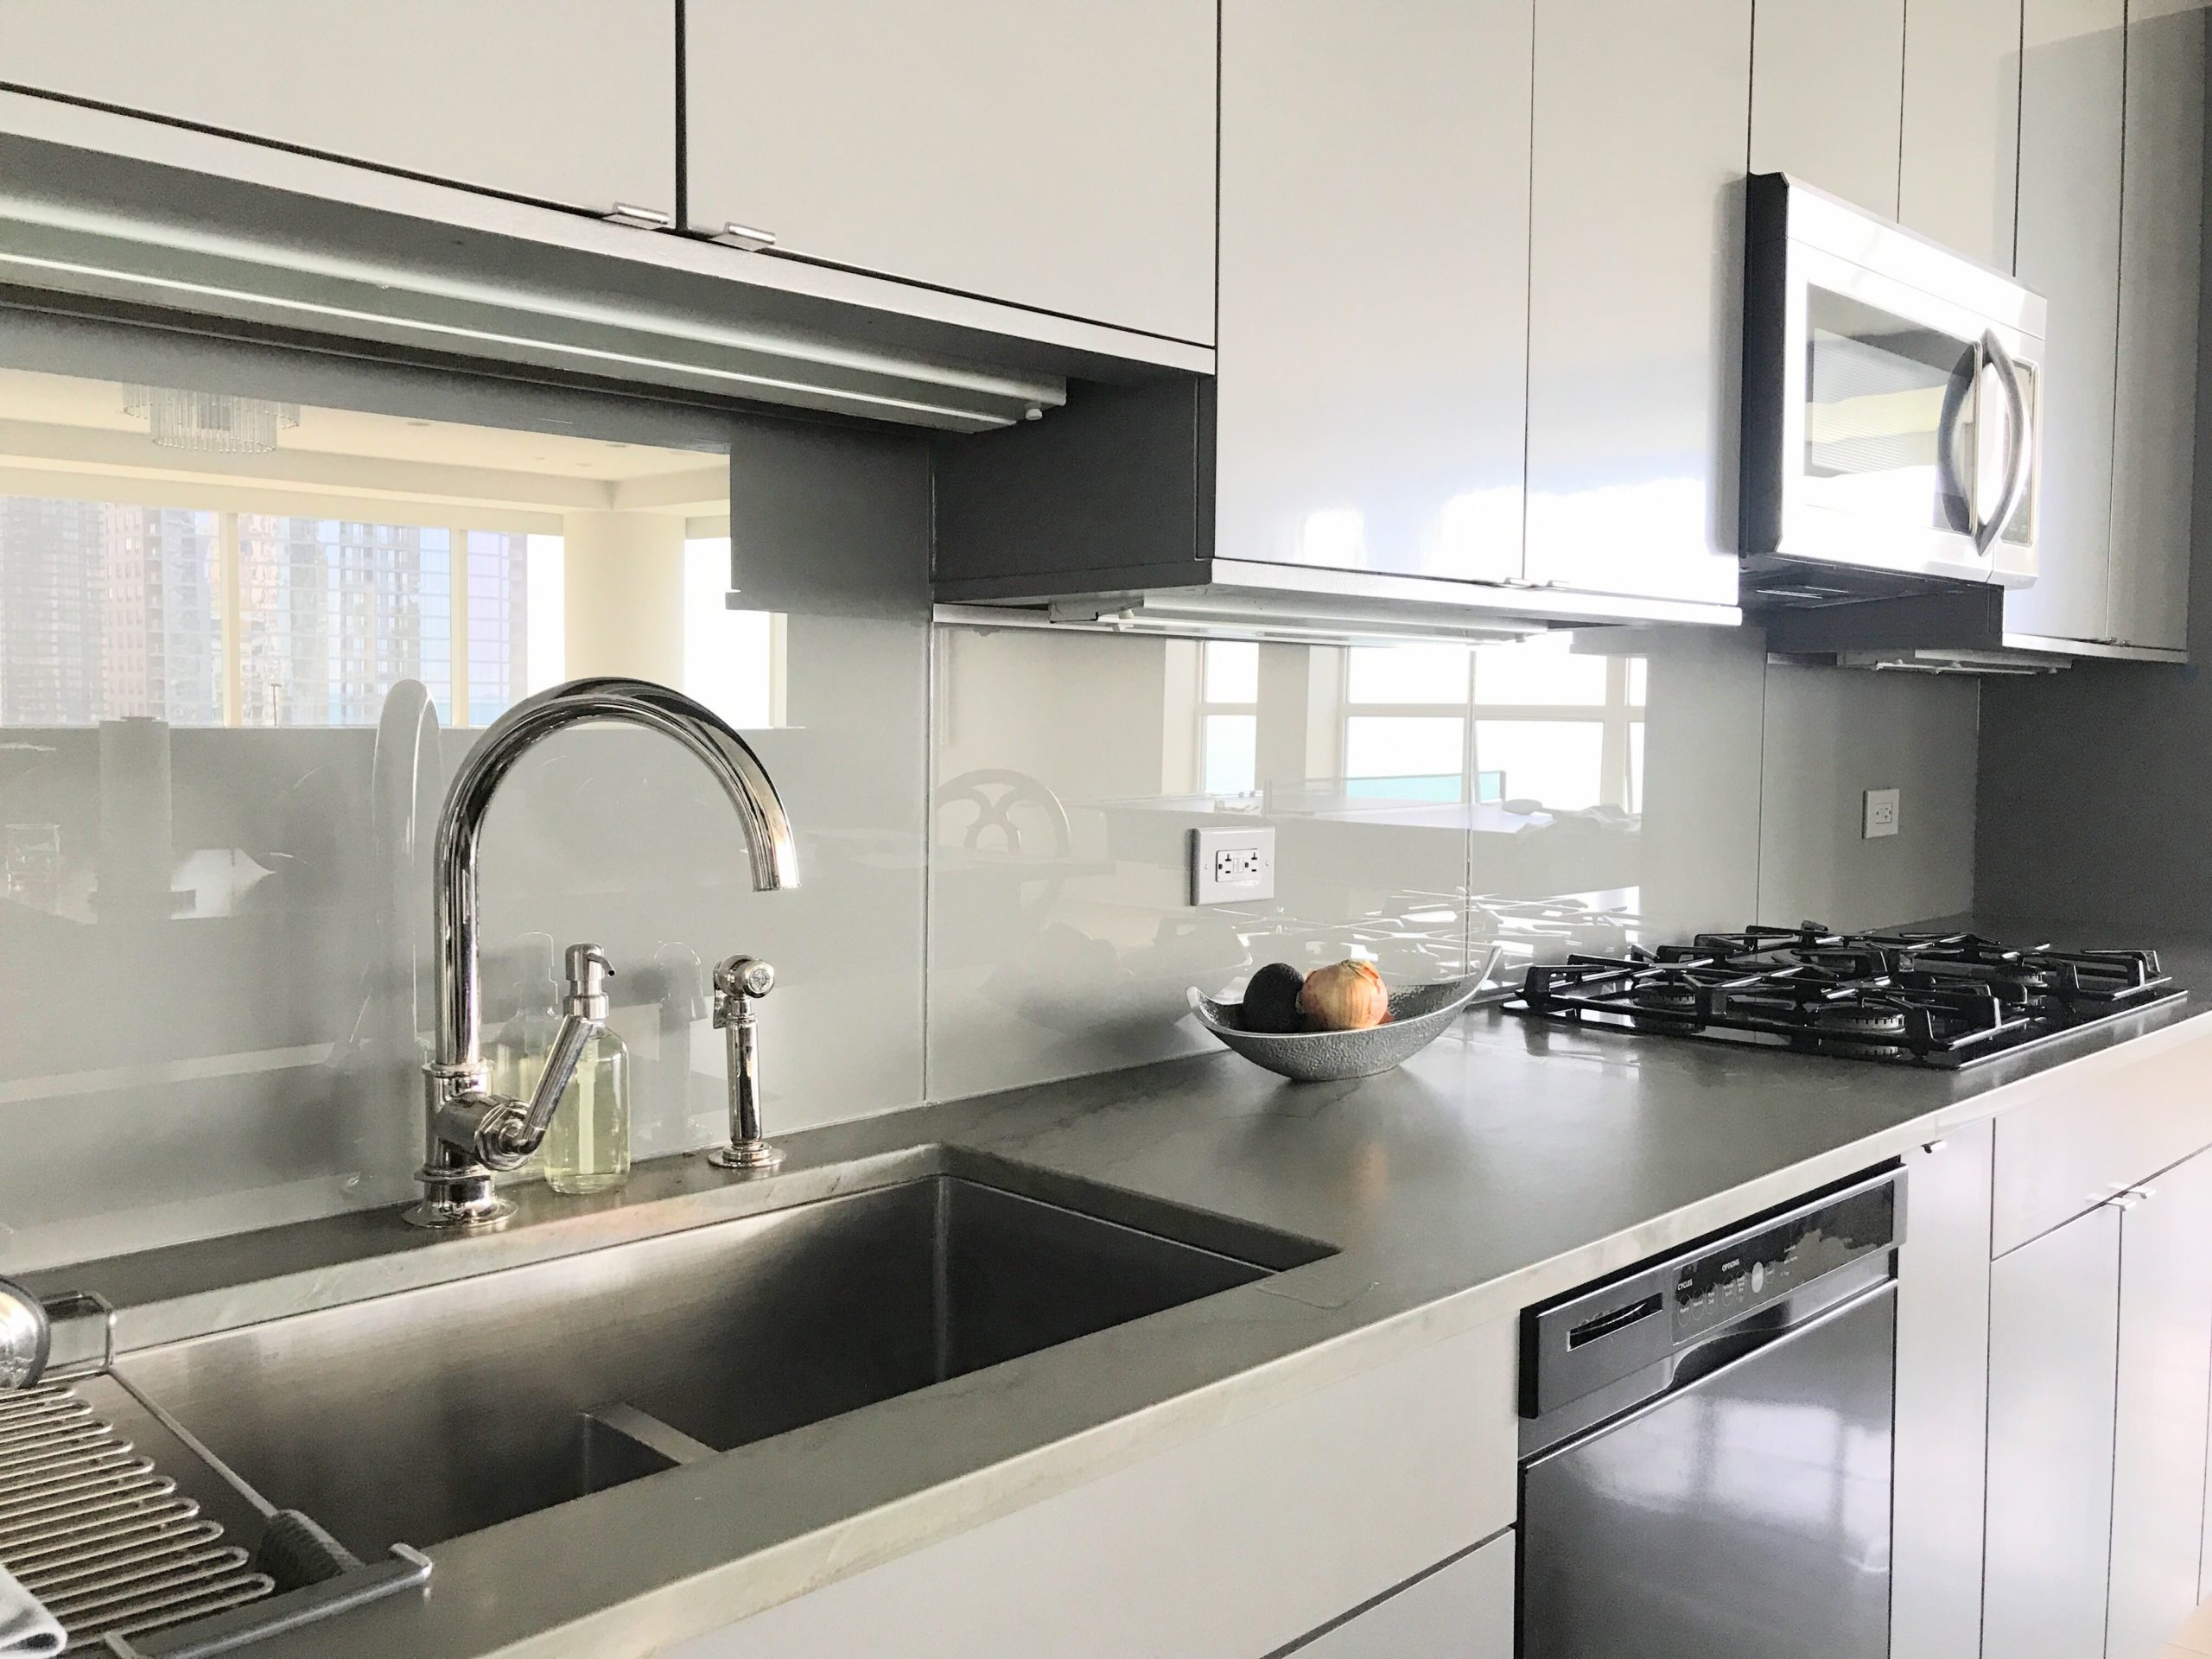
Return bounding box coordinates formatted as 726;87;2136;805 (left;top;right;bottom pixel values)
38;920;2212;1656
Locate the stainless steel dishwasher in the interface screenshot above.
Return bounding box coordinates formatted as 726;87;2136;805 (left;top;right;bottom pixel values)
1518;1169;1903;1659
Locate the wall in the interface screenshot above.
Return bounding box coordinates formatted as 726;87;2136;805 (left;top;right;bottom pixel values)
927;620;1980;1099
1977;152;2212;933
0;311;930;1273
0;307;1985;1272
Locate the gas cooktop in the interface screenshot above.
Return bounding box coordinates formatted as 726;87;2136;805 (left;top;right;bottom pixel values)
1504;922;2186;1068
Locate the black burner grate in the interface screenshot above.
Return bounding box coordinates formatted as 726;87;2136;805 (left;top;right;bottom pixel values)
1506;922;2181;1068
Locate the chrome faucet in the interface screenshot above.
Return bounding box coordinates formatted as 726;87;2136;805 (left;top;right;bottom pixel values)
406;677;799;1231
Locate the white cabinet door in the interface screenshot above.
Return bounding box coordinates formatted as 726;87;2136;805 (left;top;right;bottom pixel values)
1287;1533;1514;1658
1898;0;2024;269
1984;1204;2124;1659
1751;0;1906;217
2005;0;2126;644
1522;0;1748;607
0;1;677;218
2107;1148;2212;1659
1891;1125;1994;1659
2104;0;2207;652
683;0;1216;343
1216;0;1531;583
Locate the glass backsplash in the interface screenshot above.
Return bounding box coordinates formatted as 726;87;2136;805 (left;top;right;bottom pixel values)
0;307;1980;1272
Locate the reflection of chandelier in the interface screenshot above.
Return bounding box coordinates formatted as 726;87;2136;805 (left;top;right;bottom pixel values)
121;385;302;454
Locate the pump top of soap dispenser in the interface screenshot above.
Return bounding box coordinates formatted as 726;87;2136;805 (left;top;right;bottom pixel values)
565;944;613;1020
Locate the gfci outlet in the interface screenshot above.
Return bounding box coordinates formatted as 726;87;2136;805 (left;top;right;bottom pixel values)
1863;787;1902;840
1190;825;1277;905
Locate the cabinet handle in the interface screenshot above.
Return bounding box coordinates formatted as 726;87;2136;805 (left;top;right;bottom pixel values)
602;204;675;231
714;221;779;251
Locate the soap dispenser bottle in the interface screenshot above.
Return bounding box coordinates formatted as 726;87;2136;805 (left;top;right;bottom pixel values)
543;944;631;1195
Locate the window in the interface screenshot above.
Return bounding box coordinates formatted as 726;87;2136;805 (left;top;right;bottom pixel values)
236;515;454;727
1340;635;1645;810
1344;642;1471;801
681;537;784;729
1198;639;1258;795
0;497;219;725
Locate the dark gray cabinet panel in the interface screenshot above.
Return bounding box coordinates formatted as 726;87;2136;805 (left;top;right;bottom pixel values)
1892;1126;1994;1659
683;0;1217;343
1984;1204;2123;1659
1286;1533;1514;1658
1898;0;2024;269
1750;0;1905;216
1522;0;1747;607
2104;1;2207;653
0;1;677;218
1217;0;1532;583
2005;0;2126;644
2107;1148;2212;1659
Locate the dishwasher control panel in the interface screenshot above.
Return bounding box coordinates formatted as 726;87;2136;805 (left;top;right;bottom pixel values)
1673;1176;1898;1341
1522;1166;1904;1419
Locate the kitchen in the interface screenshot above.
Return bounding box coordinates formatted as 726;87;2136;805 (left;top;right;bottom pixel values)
0;2;2204;1656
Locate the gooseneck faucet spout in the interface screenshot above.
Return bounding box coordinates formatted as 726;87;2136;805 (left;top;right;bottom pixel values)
405;677;799;1230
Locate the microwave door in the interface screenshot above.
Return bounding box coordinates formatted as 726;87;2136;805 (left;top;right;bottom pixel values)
1801;286;1979;543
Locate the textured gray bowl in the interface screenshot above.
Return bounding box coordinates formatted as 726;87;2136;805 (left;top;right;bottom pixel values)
1187;964;1494;1082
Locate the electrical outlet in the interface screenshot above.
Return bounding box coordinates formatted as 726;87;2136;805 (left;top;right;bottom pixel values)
1190;825;1276;906
1863;787;1901;840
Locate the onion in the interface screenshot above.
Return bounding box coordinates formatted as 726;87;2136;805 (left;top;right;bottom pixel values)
1298;960;1389;1032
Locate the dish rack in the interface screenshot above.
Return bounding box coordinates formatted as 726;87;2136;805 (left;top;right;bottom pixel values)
1;1295;428;1657
0;1382;273;1650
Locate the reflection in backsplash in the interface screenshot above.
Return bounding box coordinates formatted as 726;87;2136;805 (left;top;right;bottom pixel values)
926;620;1977;1100
931;626;1706;1098
3;314;1982;1272
0;327;929;1271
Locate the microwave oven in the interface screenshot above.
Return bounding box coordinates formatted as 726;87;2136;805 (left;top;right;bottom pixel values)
1739;173;2045;605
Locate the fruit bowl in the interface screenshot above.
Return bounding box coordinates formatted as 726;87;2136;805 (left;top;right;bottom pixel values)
1185;963;1495;1083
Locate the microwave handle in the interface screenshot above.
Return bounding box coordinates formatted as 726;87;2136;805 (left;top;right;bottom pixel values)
1976;329;2032;554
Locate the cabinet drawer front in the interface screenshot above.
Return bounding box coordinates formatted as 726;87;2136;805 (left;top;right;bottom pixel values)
1993;1020;2212;1257
1285;1530;1514;1658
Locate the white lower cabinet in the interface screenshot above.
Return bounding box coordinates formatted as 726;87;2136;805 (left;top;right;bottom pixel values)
1891;1125;1995;1659
2107;1147;2212;1659
671;1318;1517;1658
1283;1532;1514;1658
1982;1133;2212;1659
1984;1204;2125;1659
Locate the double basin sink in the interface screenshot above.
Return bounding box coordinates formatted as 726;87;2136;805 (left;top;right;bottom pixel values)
109;1154;1331;1559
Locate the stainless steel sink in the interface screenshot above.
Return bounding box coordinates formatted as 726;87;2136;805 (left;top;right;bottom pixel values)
115;1164;1327;1557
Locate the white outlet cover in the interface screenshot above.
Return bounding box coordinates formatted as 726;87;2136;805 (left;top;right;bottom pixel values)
1863;786;1901;840
1190;825;1277;905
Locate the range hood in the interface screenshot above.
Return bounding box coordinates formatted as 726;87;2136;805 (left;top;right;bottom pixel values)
1763;589;2091;673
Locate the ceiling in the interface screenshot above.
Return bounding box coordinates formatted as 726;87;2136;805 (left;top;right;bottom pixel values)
0;365;729;522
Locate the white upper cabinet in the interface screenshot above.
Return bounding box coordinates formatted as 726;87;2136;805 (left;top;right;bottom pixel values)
1216;0;1531;584
1751;0;1906;217
1899;0;2024;269
2005;0;2126;644
2104;0;2207;653
1522;0;1749;607
683;0;1217;344
0;1;678;219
